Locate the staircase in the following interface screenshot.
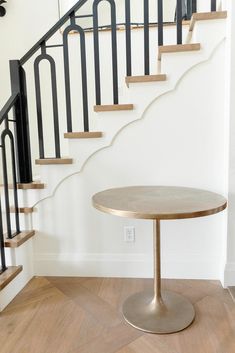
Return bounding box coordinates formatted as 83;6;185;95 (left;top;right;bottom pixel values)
0;0;228;310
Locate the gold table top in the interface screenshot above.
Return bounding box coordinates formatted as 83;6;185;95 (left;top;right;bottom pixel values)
92;186;227;220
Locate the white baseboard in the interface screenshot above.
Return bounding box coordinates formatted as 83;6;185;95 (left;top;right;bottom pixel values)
224;262;235;287
34;253;222;280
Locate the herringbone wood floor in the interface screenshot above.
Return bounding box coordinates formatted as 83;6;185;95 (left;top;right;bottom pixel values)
0;277;234;353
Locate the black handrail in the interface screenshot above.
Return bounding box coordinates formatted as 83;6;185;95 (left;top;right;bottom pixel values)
0;93;19;124
20;0;89;65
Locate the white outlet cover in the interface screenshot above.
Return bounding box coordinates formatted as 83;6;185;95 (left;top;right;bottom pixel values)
124;226;135;242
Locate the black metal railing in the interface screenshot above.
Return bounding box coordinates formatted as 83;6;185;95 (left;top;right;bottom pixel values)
0;92;26;273
16;0;218;161
0;93;21;239
93;0;119;105
63;12;89;132
0;0;219;274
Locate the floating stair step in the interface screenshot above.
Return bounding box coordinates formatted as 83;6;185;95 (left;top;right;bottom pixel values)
189;11;227;32
94;104;134;112
158;43;201;60
10;207;35;214
17;182;45;190
35;158;73;165
0;182;45;190
0;266;23;291
64;131;103;139
4;230;35;248
125;74;167;86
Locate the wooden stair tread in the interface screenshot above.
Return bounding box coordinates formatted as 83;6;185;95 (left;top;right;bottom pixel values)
0;182;45;190
10;207;35;214
64;132;103;139
94;104;134;112
35;158;73;165
158;43;201;60
189;11;227;32
17;182;45;190
125;74;167;86
0;266;23;291
4;230;35;248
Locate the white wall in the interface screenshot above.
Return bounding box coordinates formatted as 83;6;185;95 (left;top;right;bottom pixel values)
0;0;59;106
0;0;230;284
33;20;228;281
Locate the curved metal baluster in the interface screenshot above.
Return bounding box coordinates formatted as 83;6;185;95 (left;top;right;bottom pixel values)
93;0;119;105
63;21;89;132
1;128;21;238
34;45;60;158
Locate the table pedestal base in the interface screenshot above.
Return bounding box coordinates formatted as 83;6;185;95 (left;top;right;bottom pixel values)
122;289;195;334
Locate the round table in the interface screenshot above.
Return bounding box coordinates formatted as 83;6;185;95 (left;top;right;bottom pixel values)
92;186;227;334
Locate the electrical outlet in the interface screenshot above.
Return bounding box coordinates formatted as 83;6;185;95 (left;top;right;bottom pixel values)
124;226;135;242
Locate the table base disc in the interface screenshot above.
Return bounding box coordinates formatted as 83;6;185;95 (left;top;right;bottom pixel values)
122;290;195;334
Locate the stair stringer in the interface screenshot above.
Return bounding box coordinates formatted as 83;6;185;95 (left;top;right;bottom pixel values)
0;208;35;311
28;17;227;207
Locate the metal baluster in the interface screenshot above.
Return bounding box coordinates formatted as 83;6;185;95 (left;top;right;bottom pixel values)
0;198;7;273
9;129;20;234
211;0;216;11
3;115;20;233
176;0;182;44
80;27;89;132
187;0;192;20
10;61;32;184
93;0;119;105
144;0;150;75
192;0;197;13
34;43;61;158
34;49;45;159
93;1;101;105
4;114;9;130
1;129;12;239
110;0;119;104
125;0;132;77
63;15;74;132
63;21;89;132
158;0;163;46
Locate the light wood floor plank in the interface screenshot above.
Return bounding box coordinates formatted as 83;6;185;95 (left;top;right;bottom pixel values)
70;322;142;353
0;277;234;353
